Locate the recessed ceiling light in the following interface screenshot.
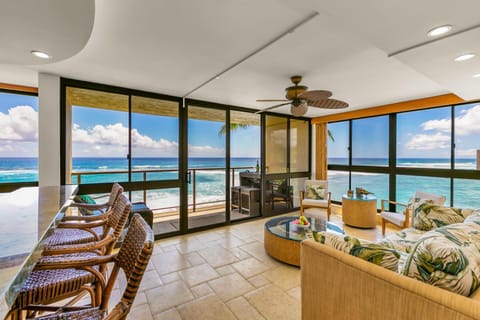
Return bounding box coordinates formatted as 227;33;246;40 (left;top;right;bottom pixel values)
31;50;51;59
454;53;475;62
473;73;480;78
427;25;452;37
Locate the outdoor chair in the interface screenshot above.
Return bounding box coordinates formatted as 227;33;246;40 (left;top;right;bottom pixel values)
9;214;153;319
65;183;123;219
299;180;331;220
42;192;131;255
380;190;446;235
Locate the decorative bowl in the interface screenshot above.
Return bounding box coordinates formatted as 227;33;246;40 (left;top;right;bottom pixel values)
292;219;310;229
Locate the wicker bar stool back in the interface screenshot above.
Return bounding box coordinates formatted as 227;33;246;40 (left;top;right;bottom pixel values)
33;214;154;320
43;193;131;254
68;183;124;217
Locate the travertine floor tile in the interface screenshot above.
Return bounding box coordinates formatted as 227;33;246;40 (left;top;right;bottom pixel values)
185;251;206;266
132;291;148;307
138;269;163;291
177;294;236;320
227;296;266;320
262;265;300;290
128;304;153;320
231;257;270;278
216;265;236;276
198;246;239;268
191;282;214;298
208;272;255;301
239;241;279;267
151;250;191;275
178;263;219;287
248;274;271;288
152;308;182;320
287;286;301;301
245;284;300;320
146;280;194;315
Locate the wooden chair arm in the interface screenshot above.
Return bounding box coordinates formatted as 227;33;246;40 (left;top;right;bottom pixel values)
70;202;108;210
61;211;110;222
299;190;305;201
36;253;114;269
42;235;115;256
380;199;408;211
56;219;105;229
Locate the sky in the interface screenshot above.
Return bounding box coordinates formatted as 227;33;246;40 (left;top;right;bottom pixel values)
0;92;260;158
328;102;480;159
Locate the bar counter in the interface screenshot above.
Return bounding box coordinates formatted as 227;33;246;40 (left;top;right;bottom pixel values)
0;185;77;319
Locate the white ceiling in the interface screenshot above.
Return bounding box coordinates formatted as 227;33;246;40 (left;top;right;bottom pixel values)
1;0;479;117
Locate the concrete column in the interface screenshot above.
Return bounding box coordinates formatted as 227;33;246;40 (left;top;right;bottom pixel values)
38;73;61;186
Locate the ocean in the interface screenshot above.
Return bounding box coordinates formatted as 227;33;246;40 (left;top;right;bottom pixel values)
1;157;479;209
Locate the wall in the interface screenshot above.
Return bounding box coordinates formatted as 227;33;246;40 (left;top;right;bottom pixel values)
38;73;60;186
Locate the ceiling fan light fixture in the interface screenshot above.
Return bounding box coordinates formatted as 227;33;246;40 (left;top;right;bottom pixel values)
427;25;452;37
31;50;51;59
291;100;308;117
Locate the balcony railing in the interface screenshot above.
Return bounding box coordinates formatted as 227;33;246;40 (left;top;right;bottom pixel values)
71;166;255;214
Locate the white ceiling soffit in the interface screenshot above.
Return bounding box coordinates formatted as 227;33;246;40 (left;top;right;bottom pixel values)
0;0;95;64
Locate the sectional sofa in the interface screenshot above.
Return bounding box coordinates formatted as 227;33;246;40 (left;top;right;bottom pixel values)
301;201;480;320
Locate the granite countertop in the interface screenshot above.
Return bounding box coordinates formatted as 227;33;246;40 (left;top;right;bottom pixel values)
0;185;77;319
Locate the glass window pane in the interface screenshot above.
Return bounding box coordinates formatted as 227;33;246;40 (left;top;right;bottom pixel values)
396;175;450;207
290;119;309;172
453;179;480;208
328;170;349;202
397;107;451;168
69;87;129;184
0;92;39;183
188;106;226;228
328;121;349;165
131;96;179;181
351;172;388;209
265;116;287;173
230;111;260;221
352;116;388;166
454;103;479;170
263;177;292;215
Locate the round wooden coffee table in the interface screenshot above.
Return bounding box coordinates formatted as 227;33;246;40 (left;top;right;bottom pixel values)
264;216;343;266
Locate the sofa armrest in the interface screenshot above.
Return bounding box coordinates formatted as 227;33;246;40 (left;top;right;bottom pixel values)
301;239;480;320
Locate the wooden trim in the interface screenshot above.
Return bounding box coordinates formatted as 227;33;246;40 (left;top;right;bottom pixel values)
0;82;38;94
315;123;327;180
312;94;464;124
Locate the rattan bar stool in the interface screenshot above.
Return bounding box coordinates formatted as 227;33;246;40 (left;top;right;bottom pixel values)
42;192;130;254
27;214;154;320
64;183;124;221
6;197;134;320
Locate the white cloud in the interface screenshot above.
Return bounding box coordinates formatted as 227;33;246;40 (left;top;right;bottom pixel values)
455;148;477;157
73;122;224;157
0;105;38;141
405;132;450;150
421;104;480;135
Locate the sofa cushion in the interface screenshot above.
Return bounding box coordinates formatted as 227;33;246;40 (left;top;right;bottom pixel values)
465;210;480;224
305;181;326;200
413;202;474;231
402;222;480;296
377;228;426;253
314;232;402;271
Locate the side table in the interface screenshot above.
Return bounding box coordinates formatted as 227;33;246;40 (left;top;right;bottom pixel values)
341;195;377;228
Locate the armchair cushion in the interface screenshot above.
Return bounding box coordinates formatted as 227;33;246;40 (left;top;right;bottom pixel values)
402;222;480;296
301;199;329;207
380;211;406;226
304;180;326;200
413;202;474;231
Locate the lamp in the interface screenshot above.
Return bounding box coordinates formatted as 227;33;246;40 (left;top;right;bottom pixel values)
291;99;308;116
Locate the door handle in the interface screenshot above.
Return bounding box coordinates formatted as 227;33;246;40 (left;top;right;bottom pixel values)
186;171;192;184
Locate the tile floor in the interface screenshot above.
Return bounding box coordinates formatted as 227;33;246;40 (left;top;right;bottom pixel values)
125;207;393;319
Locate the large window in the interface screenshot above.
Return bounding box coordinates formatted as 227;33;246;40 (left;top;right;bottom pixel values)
327;121;349;165
0;91;39;185
327;102;480;209
397;107;451;168
352;116;388;166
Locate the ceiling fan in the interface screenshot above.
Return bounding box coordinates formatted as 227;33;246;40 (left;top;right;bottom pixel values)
256;75;348;116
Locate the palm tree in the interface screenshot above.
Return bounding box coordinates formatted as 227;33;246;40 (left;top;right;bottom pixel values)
327;129;335;142
218;123;249;136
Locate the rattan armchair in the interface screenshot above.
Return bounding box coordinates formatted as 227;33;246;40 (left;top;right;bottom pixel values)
25;214;154;320
42;193;131;253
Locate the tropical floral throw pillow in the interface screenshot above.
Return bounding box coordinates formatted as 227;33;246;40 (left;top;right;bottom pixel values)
413;201;474;231
402;222;480;296
305;182;325;200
